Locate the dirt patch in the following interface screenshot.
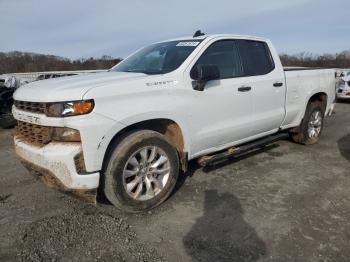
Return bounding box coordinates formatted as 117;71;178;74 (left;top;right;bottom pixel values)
17;212;162;262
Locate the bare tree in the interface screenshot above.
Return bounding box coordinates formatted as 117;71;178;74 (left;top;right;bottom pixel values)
1;49;349;75
280;50;350;68
0;51;122;74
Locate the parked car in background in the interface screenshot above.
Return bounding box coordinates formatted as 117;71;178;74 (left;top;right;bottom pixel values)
0;72;83;128
36;73;77;81
0;76;17;128
12;33;336;212
337;74;350;100
0;76;5;87
342;70;350;77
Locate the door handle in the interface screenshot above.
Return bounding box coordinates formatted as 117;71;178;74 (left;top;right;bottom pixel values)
238;86;252;92
273;82;283;87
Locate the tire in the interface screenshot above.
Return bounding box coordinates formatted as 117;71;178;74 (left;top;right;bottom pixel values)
291;101;325;145
0;114;16;129
103;130;179;212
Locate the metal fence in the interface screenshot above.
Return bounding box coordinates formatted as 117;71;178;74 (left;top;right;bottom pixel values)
1;69;108;82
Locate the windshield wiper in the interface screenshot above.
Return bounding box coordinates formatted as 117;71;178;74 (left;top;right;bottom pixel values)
124;69;145;73
123;69;163;75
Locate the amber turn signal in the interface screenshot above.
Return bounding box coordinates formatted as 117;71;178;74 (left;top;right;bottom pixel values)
72;100;94;115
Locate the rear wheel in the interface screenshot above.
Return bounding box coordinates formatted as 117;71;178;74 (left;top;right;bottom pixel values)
291;101;325;145
103;130;179;212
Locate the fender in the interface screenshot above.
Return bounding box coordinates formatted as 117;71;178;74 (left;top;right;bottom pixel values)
94;111;192;172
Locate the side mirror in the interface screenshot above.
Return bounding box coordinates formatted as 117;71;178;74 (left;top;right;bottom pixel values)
191;64;220;91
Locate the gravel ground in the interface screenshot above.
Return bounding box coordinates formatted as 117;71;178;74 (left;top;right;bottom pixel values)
18;212;161;262
0;102;350;262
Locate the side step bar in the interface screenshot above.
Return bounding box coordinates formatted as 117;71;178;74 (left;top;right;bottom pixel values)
197;132;290;167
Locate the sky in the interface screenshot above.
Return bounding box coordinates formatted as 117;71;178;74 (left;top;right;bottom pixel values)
0;0;349;59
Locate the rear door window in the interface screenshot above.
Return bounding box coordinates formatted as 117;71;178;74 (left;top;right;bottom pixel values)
238;40;274;76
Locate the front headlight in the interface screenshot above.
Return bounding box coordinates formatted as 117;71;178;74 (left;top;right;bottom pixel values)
46;100;94;117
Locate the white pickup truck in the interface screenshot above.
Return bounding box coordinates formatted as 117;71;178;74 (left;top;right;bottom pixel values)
13;33;335;212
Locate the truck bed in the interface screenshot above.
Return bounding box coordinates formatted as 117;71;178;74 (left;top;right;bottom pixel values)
282;68;336;129
284;67;334;71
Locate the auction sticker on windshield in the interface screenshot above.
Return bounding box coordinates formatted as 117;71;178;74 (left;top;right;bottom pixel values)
176;42;200;47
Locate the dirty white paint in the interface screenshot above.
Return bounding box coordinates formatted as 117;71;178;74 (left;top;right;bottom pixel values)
14;137;99;189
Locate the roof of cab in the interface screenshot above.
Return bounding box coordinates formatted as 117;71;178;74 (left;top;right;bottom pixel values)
160;34;269;43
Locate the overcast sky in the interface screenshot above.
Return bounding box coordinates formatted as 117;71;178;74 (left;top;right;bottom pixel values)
0;0;348;59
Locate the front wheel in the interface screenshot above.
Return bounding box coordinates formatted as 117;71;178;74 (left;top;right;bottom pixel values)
291;101;324;145
103;130;179;212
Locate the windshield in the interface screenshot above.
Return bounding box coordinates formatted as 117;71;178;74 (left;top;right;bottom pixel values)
111;40;202;75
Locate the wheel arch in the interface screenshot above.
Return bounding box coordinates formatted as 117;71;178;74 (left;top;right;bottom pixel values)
307;92;328;113
290;91;328;133
102;118;189;173
290;92;327;145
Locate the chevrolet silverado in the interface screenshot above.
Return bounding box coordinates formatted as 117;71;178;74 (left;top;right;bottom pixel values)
13;33;336;212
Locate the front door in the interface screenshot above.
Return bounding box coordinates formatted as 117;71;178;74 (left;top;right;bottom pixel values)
183;40;254;156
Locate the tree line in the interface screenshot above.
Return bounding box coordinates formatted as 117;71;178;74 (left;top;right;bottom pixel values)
0;51;122;74
280;50;350;68
0;49;350;75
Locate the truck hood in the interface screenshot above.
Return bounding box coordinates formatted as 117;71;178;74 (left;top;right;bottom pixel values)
13;72;149;102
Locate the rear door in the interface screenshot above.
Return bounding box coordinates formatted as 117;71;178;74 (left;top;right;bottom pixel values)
237;40;286;135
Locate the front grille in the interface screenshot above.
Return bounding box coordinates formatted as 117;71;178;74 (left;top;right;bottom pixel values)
14;100;46;114
15;121;52;146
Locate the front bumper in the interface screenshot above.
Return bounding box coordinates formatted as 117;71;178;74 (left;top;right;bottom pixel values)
15;137;100;203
